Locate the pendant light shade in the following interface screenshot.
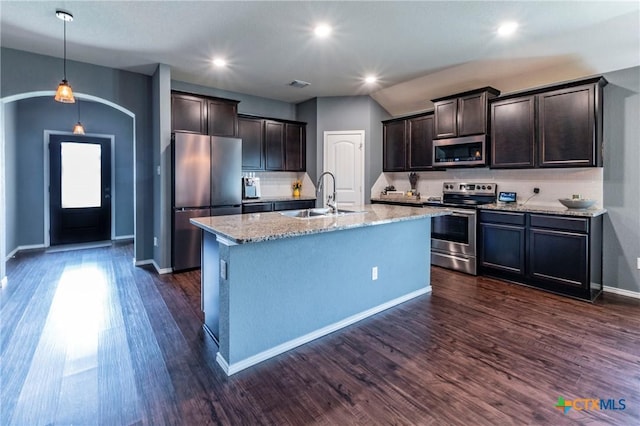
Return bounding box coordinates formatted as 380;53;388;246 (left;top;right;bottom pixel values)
73;99;85;134
54;10;75;103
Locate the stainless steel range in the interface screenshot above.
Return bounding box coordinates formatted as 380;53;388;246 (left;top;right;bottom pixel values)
426;182;497;275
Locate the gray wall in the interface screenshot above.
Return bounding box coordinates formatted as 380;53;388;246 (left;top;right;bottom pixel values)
603;66;640;292
4;102;18;254
11;97;134;248
295;98;318;182
171;80;296;120
307;96;390;201
1;47;153;263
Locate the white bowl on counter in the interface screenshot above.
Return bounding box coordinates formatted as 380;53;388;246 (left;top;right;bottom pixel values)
558;198;597;209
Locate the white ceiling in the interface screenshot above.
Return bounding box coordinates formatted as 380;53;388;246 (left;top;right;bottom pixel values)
1;1;639;116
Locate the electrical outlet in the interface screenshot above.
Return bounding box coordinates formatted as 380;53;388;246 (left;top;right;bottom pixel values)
220;259;227;279
533;187;540;194
157;166;161;176
637;257;640;270
153;237;158;247
372;266;378;281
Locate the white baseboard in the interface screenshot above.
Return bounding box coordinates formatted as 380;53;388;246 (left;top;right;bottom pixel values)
133;258;173;274
217;285;432;376
6;244;46;261
113;234;134;241
604;285;640;300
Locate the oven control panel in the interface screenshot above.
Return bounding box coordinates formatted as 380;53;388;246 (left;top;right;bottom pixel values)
442;182;497;195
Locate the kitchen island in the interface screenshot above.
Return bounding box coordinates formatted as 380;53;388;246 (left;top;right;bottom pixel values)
191;204;448;375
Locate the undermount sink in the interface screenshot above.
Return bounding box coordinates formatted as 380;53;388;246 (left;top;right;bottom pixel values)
280;208;366;219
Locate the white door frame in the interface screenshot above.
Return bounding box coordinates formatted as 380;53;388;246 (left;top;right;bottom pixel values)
44;130;116;247
323;130;365;206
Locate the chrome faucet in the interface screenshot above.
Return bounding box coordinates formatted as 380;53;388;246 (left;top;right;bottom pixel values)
316;171;337;213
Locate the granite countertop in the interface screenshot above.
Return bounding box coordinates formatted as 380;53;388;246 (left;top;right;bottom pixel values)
191;204;449;244
478;203;607;218
371;197;607;218
242;195;316;204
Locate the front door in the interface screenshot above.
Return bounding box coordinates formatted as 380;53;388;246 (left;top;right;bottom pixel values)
49;134;111;246
323;131;365;208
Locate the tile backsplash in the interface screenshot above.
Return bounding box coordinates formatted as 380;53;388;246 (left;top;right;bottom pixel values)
374;168;604;208
248;171;316;198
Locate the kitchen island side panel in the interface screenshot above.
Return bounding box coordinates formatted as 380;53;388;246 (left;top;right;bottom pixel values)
217;218;431;369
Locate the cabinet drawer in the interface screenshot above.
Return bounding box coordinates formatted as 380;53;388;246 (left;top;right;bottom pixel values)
273;200;316;211
530;215;588;233
242;202;273;213
480;211;526;226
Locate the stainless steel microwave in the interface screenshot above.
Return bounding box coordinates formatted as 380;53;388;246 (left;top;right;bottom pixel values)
433;135;486;167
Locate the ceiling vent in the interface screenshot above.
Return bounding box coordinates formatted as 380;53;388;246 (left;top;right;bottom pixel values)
289;80;311;89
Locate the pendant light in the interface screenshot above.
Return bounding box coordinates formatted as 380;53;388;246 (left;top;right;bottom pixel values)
73;99;85;134
54;10;75;103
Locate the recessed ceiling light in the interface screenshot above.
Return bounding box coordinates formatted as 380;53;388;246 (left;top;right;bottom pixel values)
314;24;332;38
212;58;227;67
497;21;518;36
364;75;377;84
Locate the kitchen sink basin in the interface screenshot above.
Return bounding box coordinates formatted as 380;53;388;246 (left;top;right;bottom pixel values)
280;208;366;219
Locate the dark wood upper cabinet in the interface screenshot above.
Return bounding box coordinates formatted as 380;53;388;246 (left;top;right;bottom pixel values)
407;114;435;170
489;77;605;169
171;93;207;134
490;96;536;168
538;84;599;167
432;87;500;139
433;99;458;138
238;116;264;170
383;120;406;172
264;120;285;171
284;123;305;172
207;98;239;137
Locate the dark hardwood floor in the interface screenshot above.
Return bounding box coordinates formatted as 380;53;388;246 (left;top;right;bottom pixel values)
1;242;639;425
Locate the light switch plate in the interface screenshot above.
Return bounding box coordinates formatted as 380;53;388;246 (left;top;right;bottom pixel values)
637;257;640;270
220;259;227;279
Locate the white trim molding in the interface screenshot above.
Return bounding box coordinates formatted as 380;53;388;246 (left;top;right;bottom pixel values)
604;285;640;300
114;234;135;241
134;258;173;275
6;244;46;261
217;285;432;376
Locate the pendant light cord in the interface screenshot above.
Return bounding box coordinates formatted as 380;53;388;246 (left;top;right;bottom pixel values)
63;19;67;80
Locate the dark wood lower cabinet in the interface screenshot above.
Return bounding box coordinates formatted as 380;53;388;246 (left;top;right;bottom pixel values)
242;199;315;214
479;210;603;301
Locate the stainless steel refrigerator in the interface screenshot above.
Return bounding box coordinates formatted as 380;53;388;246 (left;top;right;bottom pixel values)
172;132;242;271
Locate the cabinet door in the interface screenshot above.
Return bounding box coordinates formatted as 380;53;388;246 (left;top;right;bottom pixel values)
528;228;589;289
538;85;596;167
172;94;206;134
207;99;238;137
458;93;487;136
264;121;285;170
383;120;406;171
491;96;536;168
239;117;264;170
480;223;526;275
284;123;305;171
407;115;435;170
433;99;458;138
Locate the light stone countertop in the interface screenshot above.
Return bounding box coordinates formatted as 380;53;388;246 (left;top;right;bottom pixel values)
478;203;607;218
191;204;449;244
371;197;607;218
242;195;316;204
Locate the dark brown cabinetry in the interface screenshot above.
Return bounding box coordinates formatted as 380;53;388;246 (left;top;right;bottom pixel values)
242;199;315;214
383;112;437;172
432;87;500;139
479;210;603;301
238;115;306;172
171;91;239;137
238;116;264;170
171;93;207;134
479;211;526;275
490;96;536;168
207;98;238;137
489;77;605;169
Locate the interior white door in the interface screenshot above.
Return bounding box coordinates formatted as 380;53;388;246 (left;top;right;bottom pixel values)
323;131;365;208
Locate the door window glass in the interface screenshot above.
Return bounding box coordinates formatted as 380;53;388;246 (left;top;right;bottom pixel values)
61;142;101;208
